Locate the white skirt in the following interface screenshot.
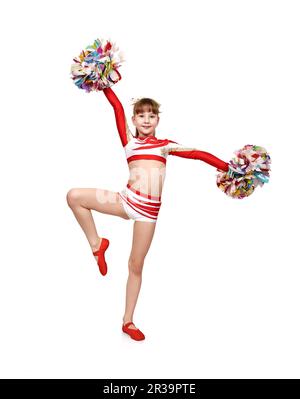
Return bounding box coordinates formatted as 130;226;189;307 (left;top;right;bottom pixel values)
118;184;162;223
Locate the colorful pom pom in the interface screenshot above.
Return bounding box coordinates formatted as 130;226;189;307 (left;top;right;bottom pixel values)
70;38;124;92
216;144;271;199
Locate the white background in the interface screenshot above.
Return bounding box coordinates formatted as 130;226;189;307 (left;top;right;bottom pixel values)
0;0;299;379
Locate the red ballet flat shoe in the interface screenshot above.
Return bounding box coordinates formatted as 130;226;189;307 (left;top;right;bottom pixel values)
93;238;110;276
122;322;145;341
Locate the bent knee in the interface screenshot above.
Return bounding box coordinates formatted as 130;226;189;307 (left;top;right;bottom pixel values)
128;257;145;275
66;188;81;207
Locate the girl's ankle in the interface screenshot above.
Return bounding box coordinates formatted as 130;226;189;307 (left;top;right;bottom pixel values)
91;237;102;251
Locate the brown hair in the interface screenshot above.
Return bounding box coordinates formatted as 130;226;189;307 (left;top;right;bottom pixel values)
132;98;161;138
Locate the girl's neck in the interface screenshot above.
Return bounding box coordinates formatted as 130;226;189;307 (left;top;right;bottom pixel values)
137;133;155;139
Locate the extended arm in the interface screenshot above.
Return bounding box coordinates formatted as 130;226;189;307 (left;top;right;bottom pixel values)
102;87;133;147
166;141;229;172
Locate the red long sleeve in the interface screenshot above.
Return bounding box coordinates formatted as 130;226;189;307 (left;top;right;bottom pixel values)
103;87;132;147
168;144;229;172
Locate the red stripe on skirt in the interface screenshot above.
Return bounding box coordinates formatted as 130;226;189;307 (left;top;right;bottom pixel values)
119;193;158;220
127;184;162;201
124;196;160;216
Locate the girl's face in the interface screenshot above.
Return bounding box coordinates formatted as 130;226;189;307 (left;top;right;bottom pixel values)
132;110;159;138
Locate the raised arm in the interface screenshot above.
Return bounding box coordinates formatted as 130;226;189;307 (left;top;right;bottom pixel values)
166;140;229;172
102;87;133;147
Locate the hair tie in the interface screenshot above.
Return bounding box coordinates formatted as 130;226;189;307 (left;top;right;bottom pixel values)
131;97;142;106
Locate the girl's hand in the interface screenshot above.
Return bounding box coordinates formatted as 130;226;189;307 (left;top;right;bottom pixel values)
227;164;244;178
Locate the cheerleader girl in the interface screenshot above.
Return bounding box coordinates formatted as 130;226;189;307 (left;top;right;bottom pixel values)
66;87;230;341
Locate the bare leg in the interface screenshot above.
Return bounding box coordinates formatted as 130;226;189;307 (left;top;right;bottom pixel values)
123;221;157;330
66;188;129;251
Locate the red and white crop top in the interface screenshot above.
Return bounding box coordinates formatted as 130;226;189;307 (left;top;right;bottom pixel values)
103;87;229;172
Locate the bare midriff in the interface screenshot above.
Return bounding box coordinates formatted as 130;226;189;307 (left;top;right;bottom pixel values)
127;159;166;199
